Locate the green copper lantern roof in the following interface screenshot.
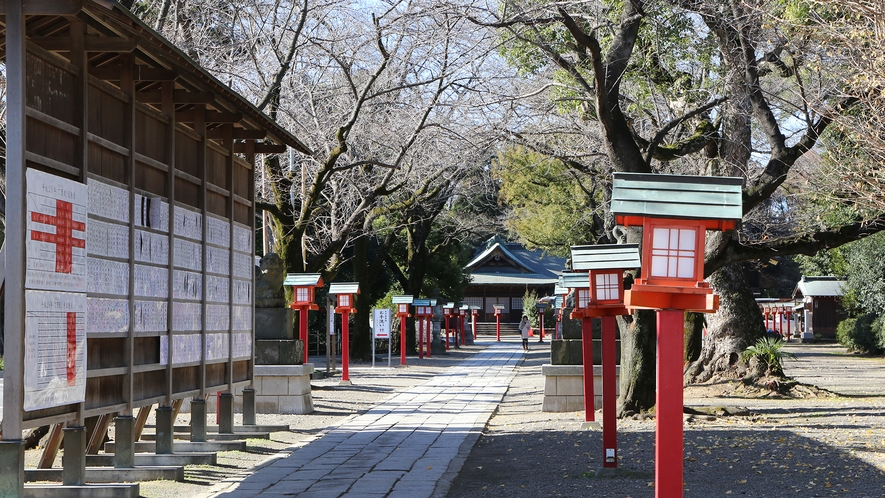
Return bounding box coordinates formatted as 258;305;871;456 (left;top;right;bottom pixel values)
560;272;590;289
611;172;743;221
328;282;360;294
570;244;641;271
283;273;323;287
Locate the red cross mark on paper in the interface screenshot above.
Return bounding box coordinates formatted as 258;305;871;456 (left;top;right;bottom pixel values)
31;200;86;274
66;312;78;385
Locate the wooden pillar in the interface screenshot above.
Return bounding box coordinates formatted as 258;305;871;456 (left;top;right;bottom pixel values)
1;0;27;492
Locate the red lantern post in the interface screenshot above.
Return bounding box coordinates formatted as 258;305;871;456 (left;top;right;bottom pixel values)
470;307;479;344
536;302;547;343
493;305;503;341
285;273;323;365
330;283;359;383
612;172;743;498
459;306;467;346
393;295;413;366
443;303;453;350
413;300;433;359
567;243;641;468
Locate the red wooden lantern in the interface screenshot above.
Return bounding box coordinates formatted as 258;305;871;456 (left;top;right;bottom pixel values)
612;173;743;313
443;302;455;350
566;244;641;468
392;295;413;365
329;282;359;383
413;299;434;359
493;304;504;342
611;172;743;498
285;273;324;365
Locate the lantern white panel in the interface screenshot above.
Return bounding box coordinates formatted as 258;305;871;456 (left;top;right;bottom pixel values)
595;273;620;301
651;227;697;279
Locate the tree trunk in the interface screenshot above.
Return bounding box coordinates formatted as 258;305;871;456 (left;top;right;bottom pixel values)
684;312;704;364
616;309;656;416
684;263;766;384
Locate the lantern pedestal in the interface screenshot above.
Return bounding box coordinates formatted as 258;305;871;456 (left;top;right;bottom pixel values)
541;364;620;412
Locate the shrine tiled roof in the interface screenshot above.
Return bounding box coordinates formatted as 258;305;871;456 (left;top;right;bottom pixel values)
466;236;565;286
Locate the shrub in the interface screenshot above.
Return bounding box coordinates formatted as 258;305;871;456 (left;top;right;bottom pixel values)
873;315;885;353
836;313;881;353
741;336;797;376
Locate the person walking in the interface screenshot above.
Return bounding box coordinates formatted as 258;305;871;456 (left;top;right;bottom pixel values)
519;316;531;351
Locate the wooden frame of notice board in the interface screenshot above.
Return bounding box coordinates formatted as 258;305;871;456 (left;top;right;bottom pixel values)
0;1;310;492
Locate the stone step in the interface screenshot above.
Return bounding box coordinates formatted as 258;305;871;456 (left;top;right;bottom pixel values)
25;466;183;483
146;424;290;433
139;431;269;441
104;440;247;453
24;483;140;498
85;452;217;466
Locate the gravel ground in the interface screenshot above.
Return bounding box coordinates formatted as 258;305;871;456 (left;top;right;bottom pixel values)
446;343;885;498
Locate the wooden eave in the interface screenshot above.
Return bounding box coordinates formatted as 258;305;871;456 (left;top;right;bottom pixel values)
0;0;311;156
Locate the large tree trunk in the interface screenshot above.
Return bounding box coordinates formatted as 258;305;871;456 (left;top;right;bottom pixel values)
684;263;766;384
617;309;656;416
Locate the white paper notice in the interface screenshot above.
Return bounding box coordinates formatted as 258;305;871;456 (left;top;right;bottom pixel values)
26;169;88;292
373;308;391;339
24;290;87;411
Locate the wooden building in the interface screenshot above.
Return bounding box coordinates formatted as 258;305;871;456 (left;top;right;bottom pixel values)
463;236;566;323
0;1;308;493
793;276;848;341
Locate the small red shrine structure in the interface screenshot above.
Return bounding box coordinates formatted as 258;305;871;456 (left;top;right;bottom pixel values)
329;282;359;383
611;172;743;498
392;295;413;365
286;273;324;365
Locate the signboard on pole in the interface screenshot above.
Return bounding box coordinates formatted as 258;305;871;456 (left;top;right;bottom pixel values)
373;308;390;339
372;308;391;367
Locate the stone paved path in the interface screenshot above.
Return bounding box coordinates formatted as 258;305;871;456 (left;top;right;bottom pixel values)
209;342;523;497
